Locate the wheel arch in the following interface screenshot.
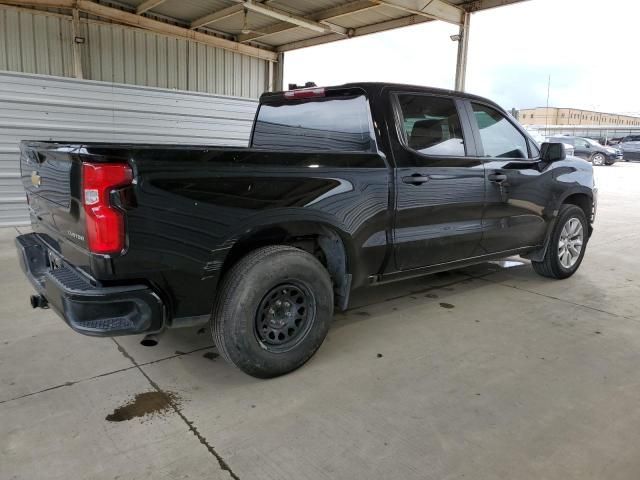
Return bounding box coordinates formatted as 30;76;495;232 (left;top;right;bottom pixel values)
219;221;355;310
524;189;594;262
559;191;594;227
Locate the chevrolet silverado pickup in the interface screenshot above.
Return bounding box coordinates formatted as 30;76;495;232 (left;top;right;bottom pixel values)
16;83;597;378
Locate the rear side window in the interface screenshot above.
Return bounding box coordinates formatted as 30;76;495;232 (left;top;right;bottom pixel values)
472;103;529;159
396;94;465;156
574;138;590;148
251;95;373;152
550;137;574;146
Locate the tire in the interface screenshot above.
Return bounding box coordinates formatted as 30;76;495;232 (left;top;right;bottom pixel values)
591;153;605;166
532;205;588;279
211;245;334;378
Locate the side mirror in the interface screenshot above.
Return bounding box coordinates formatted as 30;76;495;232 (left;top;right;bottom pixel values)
540;142;566;162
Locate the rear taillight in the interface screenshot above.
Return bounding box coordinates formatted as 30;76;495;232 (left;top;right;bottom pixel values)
82;163;133;254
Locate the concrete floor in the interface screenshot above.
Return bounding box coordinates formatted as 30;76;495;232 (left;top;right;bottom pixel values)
2;163;640;480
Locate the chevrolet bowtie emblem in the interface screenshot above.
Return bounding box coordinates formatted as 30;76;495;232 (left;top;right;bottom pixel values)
31;171;41;188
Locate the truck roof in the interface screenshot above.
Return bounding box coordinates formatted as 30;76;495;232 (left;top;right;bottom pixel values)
260;82;506;113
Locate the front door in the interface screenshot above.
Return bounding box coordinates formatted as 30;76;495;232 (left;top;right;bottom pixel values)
466;101;549;253
390;92;485;271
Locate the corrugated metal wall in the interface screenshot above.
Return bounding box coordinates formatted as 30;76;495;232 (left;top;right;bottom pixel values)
0;5;269;98
0;71;259;226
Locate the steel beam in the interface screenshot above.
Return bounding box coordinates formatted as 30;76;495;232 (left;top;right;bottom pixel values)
136;0;167;15
190;4;244;29
272;52;284;91
277;14;432;52
239;0;376;43
373;0;464;25
454;11;470;91
70;8;83;79
463;0;529;12
230;0;347;35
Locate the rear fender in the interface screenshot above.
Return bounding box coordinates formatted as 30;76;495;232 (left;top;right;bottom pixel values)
221;220;356;310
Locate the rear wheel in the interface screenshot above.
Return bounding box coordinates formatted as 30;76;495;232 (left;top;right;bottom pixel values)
211;245;334;378
591;153;605;166
532;205;588;279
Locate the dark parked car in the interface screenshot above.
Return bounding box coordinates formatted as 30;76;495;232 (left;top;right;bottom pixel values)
618;135;640;161
16;83;597;378
549;135;622;165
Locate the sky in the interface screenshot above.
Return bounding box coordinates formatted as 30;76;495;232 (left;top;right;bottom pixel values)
283;0;639;115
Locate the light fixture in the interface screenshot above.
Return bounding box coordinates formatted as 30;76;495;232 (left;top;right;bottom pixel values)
241;9;252;35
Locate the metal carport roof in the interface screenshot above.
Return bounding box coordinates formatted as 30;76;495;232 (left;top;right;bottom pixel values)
3;0;529;90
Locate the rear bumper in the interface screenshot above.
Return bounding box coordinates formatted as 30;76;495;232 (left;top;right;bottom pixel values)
16;233;164;336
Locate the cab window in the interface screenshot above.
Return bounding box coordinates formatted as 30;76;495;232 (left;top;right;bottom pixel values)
252;95;374;152
472;103;530;159
396;94;466;157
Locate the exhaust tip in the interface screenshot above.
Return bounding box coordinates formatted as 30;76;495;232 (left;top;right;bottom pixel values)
30;295;48;309
140;334;158;347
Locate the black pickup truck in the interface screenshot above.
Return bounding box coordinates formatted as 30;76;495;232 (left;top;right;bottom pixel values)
16;83;596;378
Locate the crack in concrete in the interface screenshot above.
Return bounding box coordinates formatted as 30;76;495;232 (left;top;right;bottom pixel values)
112;339;240;480
467;273;636;321
0;344;214;405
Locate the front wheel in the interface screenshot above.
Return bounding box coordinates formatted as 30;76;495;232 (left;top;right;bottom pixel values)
211;245;334;378
591;153;606;166
532;205;588;279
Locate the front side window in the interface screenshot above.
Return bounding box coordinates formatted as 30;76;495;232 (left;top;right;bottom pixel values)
396;94;465;157
252;94;373;152
472;103;529;159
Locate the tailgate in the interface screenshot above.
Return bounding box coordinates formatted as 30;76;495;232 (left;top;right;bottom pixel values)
20;141;87;254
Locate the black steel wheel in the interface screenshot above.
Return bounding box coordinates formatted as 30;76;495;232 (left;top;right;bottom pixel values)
255;283;316;353
211;245;333;378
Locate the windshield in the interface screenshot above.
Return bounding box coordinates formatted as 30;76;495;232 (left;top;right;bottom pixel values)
585;138;600;146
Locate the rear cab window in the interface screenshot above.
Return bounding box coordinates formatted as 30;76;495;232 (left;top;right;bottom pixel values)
251;90;375;152
395;94;466;157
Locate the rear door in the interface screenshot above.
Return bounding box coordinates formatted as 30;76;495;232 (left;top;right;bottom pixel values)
572;137;592;160
465;101;548;253
389;91;485;270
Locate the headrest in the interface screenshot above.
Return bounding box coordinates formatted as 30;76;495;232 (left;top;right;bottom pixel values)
409;119;444;150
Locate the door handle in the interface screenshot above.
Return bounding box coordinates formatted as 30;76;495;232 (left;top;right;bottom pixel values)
488;172;507;183
402;173;430;185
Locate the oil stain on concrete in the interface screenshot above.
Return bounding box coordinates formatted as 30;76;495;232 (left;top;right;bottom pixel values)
105;391;181;423
439;302;455;309
203;351;219;361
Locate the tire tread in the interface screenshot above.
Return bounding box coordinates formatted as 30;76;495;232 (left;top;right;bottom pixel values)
532;204;587;279
211;245;332;378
